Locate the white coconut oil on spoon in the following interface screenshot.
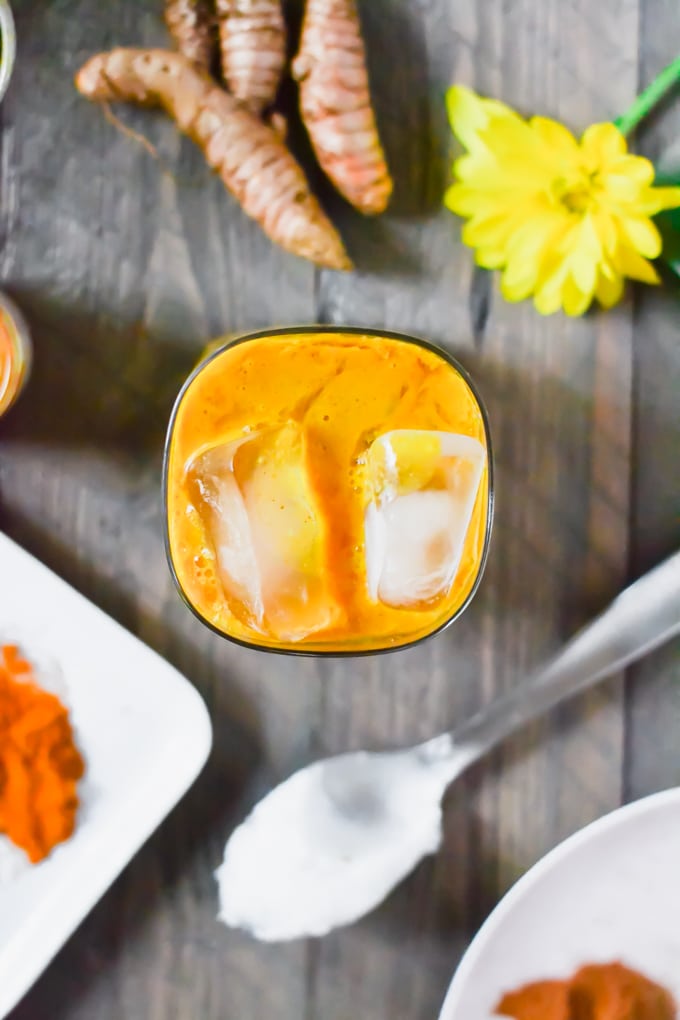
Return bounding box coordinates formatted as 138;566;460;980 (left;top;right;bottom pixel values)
217;551;680;942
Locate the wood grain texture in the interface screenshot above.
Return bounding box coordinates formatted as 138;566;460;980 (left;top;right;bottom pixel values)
625;0;680;802
0;0;675;1018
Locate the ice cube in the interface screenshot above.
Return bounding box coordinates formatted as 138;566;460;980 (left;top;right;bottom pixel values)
364;430;486;608
188;436;265;629
188;423;340;641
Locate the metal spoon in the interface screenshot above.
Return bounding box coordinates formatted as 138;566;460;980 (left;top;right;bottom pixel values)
216;552;680;942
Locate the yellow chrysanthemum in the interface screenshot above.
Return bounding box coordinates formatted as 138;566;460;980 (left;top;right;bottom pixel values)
445;86;680;316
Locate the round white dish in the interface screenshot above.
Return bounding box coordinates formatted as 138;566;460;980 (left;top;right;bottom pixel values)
439;788;680;1019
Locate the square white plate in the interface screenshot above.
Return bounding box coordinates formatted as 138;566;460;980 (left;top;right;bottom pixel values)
0;532;212;1018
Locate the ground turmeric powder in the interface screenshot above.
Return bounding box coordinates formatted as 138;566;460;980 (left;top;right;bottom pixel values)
292;0;393;215
497;962;677;1020
215;0;287;114
571;964;677;1020
0;645;85;864
75;48;352;270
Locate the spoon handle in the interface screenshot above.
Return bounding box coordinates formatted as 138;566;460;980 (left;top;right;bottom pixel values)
451;551;680;765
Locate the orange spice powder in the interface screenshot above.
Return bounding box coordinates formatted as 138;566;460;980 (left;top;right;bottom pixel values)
0;645;85;864
497;962;677;1020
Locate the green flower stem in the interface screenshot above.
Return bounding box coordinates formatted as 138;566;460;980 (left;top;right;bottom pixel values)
615;54;680;136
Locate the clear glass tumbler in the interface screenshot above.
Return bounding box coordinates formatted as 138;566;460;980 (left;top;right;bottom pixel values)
164;326;494;656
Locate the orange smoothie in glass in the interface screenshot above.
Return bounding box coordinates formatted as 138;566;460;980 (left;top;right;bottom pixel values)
164;328;493;654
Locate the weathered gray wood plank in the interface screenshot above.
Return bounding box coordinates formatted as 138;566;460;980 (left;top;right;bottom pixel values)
625;1;680;803
2;2;317;1018
305;0;636;1017
0;0;670;1018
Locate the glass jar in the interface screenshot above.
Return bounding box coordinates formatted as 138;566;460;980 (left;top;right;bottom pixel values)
0;292;31;419
0;1;16;105
164;327;494;656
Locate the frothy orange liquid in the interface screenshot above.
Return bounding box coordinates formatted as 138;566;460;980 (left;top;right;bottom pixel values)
166;332;490;652
0;305;28;418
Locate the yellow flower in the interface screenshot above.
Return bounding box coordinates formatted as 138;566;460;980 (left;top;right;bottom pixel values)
445;86;680;316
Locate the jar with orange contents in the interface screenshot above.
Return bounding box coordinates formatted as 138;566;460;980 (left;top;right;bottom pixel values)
0;292;32;419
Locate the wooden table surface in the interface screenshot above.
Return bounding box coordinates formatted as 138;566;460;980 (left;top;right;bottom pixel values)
1;0;679;1017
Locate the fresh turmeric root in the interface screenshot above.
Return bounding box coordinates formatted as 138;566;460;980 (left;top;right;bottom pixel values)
215;0;287;114
292;0;393;215
164;0;215;69
75;49;352;270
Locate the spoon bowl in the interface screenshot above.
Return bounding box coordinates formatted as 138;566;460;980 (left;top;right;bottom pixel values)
217;737;466;941
217;552;680;942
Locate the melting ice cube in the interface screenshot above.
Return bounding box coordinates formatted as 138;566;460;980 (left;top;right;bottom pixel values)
187;436;265;628
364;430;486;609
188;423;340;641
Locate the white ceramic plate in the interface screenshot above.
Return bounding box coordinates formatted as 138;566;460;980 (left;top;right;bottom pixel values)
0;532;212;1018
439;788;680;1019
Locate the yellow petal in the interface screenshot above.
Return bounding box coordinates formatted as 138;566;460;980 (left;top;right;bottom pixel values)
591;210;619;257
617;216;662;258
479;116;552;172
549;216;601;308
598;255;618;280
608;154;655;185
444;183;481;216
502;245;542;293
446;180;521;218
603;174;645;203
530;116;580;158
635;186;680;215
567;214;602;295
613;245;660;284
500;270;533;302
457;161;547;192
501;219;563;299
505;207;568;256
474;246;507;269
562;274;593;316
446;86;486;147
501;233;546;297
534;263;569;315
462;215;510;249
462;199;542;251
570;251;597;296
451;154;486;181
595;271;625;308
503;213;571;303
581;122;627;169
581;211;604;254
446;85;519;149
